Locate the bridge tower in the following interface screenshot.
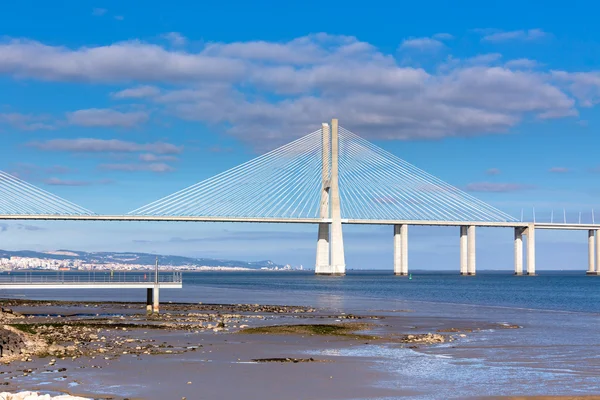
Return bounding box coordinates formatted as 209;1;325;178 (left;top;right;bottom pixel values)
315;119;346;275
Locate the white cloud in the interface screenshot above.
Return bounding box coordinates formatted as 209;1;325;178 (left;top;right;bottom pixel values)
28;138;182;154
400;37;444;51
505;58;539;69
66;109;149;127
0;34;586;146
433;33;454;40
98;163;175;173
0;39;245;83
0;112;54;130
482;29;549;42
92;8;107;16
112;86;160;99
161;32;187;47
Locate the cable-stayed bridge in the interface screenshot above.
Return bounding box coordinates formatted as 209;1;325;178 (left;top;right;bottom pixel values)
1;119;600;279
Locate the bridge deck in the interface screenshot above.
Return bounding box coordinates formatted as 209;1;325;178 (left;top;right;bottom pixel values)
0;214;598;230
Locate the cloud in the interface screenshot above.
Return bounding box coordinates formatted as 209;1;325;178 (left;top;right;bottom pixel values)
98;163;175;173
92;8;107;16
66;109;149;128
466;53;502;65
0;34;585;146
505;58;539;69
481;29;549;42
139;153;178;162
161;32;187;47
400;37;444;51
112;86;160;99
28;138;182;154
433;33;454;40
465;182;535;192
0;112;54;130
44;177;113;186
486;168;501;175
549;167;570;173
552;71;600;107
0;38;244;83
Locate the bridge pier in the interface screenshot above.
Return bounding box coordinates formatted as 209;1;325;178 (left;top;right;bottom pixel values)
459;226;468;275
315;119;345;275
394;224;408;275
597;230;600;275
587;230;596;275
525;224;536;276
467;225;476;275
514;227;524;275
146;288;153;315
153;285;160;314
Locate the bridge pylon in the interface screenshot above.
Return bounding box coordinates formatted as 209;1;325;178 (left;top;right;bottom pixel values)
315;119;346;275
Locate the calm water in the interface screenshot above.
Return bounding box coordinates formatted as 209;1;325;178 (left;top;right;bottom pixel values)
3;270;600;398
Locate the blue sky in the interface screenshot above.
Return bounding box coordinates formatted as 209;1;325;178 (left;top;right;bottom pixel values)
0;0;599;270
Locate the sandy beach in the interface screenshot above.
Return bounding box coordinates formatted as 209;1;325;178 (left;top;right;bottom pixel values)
0;298;525;400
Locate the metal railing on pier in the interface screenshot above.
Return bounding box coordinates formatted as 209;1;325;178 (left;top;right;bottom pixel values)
0;271;183;285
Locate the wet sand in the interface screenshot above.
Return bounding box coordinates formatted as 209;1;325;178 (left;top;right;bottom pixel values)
0;299;590;399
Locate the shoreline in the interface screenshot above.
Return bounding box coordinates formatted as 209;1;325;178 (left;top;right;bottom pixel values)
0;298;515;400
0;298;596;399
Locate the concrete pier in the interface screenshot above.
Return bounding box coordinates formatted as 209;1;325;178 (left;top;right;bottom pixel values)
467;225;476;275
596;230;600;275
329;119;346;275
153;285;160;314
393;224;408;275
460;226;468;275
587;230;596;274
315;123;331;274
514;227;524;275
146;288;153;314
526;224;536;276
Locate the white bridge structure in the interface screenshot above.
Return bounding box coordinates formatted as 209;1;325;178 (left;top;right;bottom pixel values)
0;119;600;281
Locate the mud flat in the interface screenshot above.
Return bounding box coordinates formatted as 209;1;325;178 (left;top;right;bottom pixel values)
0;299;521;400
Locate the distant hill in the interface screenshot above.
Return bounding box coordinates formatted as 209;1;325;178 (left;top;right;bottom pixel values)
0;249;283;269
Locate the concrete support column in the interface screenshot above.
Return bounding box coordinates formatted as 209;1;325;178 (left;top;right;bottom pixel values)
146;288;153;315
393;225;403;275
153;285;160;314
596;230;600;275
460;226;468;275
400;225;408;275
315;123;331;275
526;224;536;276
587;230;596;275
329;118;345;275
514;228;524;275
467;225;476;275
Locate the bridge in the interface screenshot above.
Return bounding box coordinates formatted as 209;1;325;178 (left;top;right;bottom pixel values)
1;119;600;284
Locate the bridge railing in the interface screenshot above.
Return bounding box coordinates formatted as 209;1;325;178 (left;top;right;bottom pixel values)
0;271;183;284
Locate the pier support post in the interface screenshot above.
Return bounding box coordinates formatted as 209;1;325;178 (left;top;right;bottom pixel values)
587;230;596;275
467;225;476;275
153;285;160;314
394;225;408;275
525;224;536;276
514;227;524;276
146;288;153;315
393;225;404;275
596;230;600;275
315;123;331;274
460;226;468;275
